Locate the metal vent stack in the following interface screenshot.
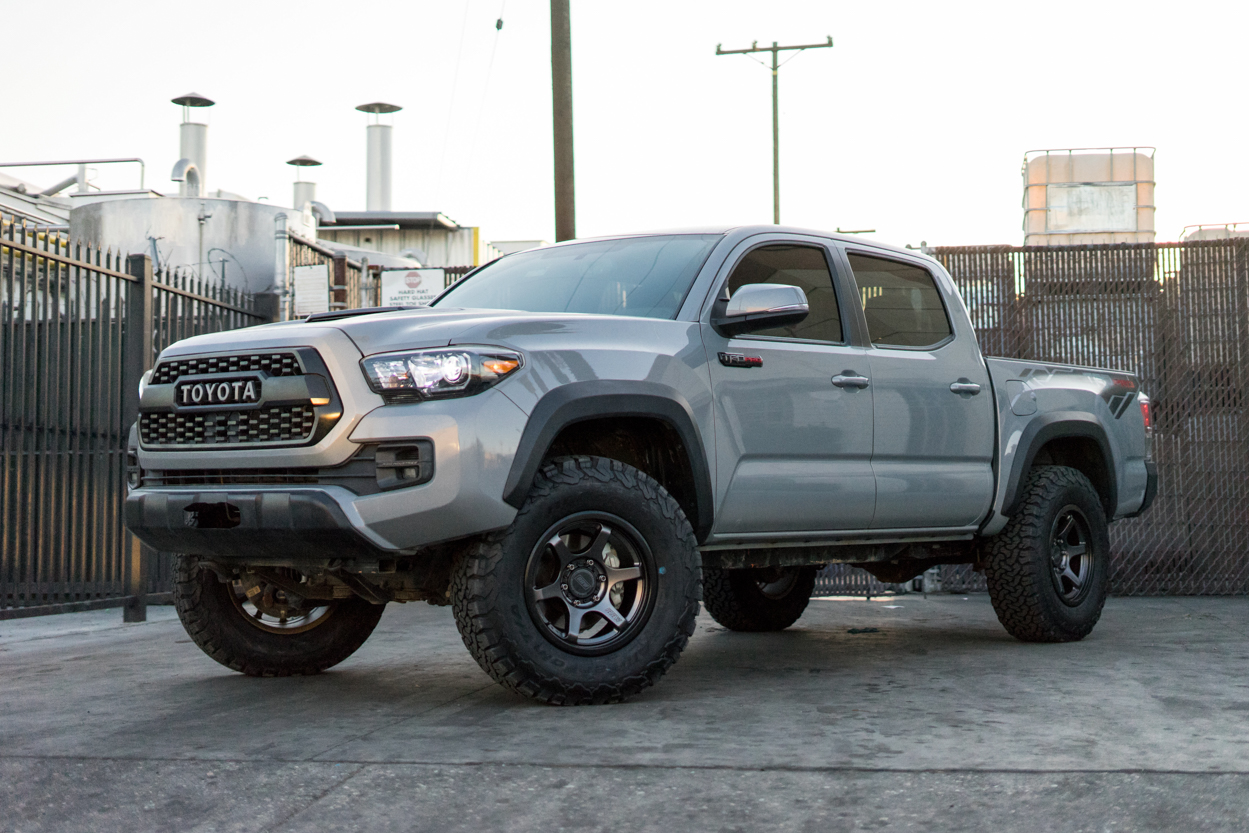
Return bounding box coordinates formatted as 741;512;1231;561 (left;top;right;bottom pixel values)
356;102;401;211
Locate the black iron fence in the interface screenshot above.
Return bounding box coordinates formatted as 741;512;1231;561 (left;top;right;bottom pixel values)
1;213;267;617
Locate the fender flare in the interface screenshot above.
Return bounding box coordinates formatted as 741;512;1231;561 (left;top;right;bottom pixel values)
502;381;715;541
1001;411;1117;518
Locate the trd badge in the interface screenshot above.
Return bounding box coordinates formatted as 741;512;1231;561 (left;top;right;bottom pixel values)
718;352;763;368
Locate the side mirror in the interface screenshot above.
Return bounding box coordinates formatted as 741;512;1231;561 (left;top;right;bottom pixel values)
711;283;809;338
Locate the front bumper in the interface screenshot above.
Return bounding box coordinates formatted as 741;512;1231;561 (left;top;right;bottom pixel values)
125;488;383;561
128;388;530;555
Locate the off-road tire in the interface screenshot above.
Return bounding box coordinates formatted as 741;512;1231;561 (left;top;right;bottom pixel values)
450;456;701;705
985;465;1110;643
702;566;818;632
173;555;386;676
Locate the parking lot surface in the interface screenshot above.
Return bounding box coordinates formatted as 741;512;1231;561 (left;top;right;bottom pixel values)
2;594;1247;832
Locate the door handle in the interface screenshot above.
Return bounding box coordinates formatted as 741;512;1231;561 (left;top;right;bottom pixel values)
949;380;982;395
832;374;870;389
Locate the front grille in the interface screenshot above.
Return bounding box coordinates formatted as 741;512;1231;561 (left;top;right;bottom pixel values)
151;352;303;385
140;405;317;446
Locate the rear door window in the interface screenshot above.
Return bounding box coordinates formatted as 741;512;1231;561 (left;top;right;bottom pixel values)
847;253;952;348
726;244;842;343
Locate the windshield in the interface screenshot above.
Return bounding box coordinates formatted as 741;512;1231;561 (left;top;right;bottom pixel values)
433;234;721;320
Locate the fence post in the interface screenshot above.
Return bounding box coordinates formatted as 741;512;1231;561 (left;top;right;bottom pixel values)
330;251;347;310
122;254;154;623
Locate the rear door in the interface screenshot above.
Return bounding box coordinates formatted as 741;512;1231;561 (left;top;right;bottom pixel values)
839;249;996;529
704;237;875;535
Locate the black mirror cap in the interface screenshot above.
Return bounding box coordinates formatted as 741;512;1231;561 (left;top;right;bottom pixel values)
712;306;809;338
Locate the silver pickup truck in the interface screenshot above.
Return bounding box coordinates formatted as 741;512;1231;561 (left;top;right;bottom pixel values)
125;226;1156;704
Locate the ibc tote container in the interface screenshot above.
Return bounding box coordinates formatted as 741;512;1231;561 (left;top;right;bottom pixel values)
1022;147;1155;246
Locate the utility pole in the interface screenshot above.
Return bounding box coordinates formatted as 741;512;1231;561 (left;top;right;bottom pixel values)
551;0;575;241
716;37;833;225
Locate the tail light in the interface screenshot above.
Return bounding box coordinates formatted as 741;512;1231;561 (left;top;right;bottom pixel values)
1139;395;1153;436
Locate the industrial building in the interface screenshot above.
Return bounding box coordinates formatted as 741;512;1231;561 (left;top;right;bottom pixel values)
0;93;504;317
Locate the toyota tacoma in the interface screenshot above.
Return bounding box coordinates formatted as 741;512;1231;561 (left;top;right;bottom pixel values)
125;226;1157;704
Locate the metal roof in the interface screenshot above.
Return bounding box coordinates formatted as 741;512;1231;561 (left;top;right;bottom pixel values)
321;211;459;231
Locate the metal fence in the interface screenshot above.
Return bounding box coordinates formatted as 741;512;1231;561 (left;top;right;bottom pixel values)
816;239;1249;598
6;218;1245;610
1;212;267;617
289;234;367;312
936;239;1249;596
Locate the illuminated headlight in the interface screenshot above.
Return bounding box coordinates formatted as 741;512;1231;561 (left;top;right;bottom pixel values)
361;347;523;400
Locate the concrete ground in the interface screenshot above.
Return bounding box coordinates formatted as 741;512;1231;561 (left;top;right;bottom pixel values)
2;594;1247;833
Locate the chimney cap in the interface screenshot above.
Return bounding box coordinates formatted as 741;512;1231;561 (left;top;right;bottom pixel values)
355;102;402;114
286;155;323;167
172;92;215;107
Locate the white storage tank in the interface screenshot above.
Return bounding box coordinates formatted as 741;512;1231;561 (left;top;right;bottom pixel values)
70;196;317;294
1022;148;1155;246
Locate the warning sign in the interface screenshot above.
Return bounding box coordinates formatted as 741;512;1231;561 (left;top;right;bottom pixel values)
380;269;446;307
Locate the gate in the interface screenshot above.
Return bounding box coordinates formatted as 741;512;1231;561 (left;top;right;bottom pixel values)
1;212;268;618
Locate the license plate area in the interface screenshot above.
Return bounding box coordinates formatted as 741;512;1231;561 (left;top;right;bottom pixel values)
175;376;263;408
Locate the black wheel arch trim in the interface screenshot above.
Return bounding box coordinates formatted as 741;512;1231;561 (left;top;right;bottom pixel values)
1000;411;1118;519
502;381;715;542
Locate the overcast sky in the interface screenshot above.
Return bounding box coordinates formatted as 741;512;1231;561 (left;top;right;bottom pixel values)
4;0;1246;247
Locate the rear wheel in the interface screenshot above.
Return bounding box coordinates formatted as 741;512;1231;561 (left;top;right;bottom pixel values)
985;465;1110;642
173;556;385;676
702;565;818;632
450;456;701;705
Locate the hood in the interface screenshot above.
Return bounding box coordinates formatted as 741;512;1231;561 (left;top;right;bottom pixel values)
324;306;672;356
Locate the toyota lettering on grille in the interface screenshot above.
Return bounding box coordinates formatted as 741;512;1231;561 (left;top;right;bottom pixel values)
176;378;262;407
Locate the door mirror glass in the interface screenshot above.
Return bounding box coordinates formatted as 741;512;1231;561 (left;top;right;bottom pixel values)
712;283;809;337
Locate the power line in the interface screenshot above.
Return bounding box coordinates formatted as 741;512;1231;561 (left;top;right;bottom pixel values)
715;37;833;225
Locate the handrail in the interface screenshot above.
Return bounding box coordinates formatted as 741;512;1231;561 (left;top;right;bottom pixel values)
0;158;146;190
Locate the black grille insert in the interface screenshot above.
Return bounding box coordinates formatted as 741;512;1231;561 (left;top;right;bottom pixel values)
152;352;303;385
140;405;317;446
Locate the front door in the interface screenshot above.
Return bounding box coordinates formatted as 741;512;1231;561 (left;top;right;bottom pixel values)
706;241;876;535
842;250;997;529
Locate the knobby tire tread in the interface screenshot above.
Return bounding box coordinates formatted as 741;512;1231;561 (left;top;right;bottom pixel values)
702;567;817;632
450;456;700;705
173;556;384;677
984;465;1108;643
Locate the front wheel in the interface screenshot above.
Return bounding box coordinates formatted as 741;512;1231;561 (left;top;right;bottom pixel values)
702;566;818;632
173;556;386;676
450;456;701;705
984;466;1110;642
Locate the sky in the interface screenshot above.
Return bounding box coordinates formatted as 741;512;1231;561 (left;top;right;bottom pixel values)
3;0;1247;248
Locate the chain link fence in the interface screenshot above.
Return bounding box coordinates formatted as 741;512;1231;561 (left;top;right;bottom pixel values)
820;238;1248;597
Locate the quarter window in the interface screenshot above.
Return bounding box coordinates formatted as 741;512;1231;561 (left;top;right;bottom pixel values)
848;254;952;348
725;245;842;342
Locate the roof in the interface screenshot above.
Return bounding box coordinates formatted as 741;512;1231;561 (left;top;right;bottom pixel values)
559;224;922;258
321;211;459;231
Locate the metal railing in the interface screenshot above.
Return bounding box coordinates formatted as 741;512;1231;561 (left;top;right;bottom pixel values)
1;212;267;618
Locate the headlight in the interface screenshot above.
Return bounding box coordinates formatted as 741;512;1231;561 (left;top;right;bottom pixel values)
137;368;153;399
361;347;523;400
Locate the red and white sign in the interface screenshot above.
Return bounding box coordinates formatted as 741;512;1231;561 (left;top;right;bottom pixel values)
380;269;446;307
